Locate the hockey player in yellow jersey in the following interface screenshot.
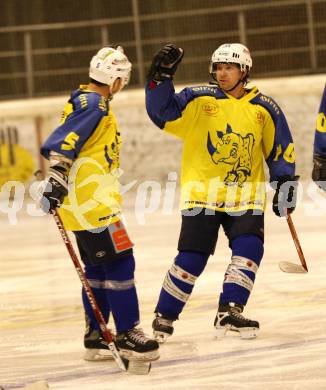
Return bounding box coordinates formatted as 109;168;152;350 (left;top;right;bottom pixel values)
146;43;299;342
312;84;326;188
40;46;159;362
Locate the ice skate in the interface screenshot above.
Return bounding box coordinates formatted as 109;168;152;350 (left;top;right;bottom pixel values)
116;327;159;362
152;313;174;343
214;302;259;339
84;328;114;361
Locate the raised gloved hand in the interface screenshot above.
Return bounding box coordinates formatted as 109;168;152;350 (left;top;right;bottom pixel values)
147;44;184;82
312;155;326;191
272;175;299;217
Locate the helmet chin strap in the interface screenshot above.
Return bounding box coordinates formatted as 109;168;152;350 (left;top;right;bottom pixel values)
223;78;243;92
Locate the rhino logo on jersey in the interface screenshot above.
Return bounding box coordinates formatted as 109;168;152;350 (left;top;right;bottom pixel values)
207;124;255;185
104;132;121;169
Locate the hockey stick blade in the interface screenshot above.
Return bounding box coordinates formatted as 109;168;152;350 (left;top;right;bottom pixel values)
279;261;308;274
127;360;152;375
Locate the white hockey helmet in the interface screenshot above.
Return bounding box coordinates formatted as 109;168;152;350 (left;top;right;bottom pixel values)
89;46;132;88
209;43;252;73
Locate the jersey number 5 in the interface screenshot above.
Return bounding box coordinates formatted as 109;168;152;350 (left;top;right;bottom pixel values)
61;132;80;151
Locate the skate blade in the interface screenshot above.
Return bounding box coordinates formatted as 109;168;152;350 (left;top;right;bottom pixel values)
215;327;227;339
119;348;160;362
215;326;258;340
84;348;114;361
279;261;308;274
153;330;170;344
239;327;259;339
127;360;151;375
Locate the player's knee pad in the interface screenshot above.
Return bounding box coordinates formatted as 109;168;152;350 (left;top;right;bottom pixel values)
101;254;136;291
231;234;264;266
84;264;107;290
83;265;110;327
162;251;209;303
224;234;264;294
175;250;209;276
84;264;105;280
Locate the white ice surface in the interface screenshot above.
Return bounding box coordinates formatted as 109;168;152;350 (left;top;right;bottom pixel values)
0;200;326;390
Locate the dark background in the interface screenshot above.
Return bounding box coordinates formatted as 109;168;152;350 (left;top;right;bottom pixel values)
0;0;325;100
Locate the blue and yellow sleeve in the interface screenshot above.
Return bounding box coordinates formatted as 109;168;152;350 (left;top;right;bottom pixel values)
313;85;326;157
145;80;219;139
145;80;196;139
253;93;296;181
41;92;106;160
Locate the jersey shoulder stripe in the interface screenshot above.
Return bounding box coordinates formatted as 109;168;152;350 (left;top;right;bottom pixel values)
145;81;227;130
69;90;109;114
249;92;282;126
176;85;228;112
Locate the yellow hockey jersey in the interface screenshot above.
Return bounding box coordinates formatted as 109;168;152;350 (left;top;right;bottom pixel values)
41;85;122;231
146;81;296;213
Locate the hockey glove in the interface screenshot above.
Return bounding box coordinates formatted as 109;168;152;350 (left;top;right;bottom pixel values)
271;175;299;217
312;155;326;191
40;154;71;213
147;44;184;82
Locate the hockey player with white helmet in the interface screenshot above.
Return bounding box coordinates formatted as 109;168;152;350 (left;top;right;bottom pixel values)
209;43;252;88
146;43;299;342
89;46;131;93
40;46;159;363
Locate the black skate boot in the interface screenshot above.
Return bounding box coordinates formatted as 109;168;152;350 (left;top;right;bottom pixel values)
116;327;160;361
214;302;259;339
83;316;113;361
152;313;174;343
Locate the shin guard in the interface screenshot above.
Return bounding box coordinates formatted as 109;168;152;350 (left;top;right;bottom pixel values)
220;234;264;306
103;254;140;333
83;264;110;331
155;251;209;319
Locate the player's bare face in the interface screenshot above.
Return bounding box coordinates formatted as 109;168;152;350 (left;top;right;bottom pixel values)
215;63;244;91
